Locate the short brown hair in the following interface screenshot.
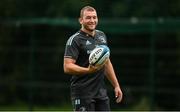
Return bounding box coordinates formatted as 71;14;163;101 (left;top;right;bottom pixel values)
80;6;96;17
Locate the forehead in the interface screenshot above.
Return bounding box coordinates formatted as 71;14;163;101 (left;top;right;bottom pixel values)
83;10;97;17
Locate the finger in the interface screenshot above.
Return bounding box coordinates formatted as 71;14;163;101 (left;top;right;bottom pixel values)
116;96;122;103
114;88;119;98
115;91;118;98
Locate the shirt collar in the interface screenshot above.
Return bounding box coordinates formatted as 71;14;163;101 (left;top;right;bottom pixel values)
79;30;95;38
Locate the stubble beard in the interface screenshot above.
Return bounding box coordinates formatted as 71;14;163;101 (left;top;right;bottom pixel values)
84;25;96;33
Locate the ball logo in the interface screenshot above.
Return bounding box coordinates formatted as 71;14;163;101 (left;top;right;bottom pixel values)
89;48;102;62
89;45;110;66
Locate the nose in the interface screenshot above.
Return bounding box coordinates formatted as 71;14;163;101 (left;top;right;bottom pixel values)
90;17;95;22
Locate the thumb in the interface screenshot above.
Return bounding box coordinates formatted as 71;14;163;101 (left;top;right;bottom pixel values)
115;89;119;98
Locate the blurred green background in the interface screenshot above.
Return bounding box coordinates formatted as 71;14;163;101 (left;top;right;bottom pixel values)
0;0;180;111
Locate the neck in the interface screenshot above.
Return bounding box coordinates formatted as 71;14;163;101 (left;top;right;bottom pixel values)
81;28;95;37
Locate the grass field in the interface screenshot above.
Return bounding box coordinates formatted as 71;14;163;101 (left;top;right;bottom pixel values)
0;97;154;111
0;103;72;111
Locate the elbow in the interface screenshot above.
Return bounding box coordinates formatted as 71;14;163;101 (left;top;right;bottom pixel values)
63;64;71;74
63;65;68;74
64;67;68;74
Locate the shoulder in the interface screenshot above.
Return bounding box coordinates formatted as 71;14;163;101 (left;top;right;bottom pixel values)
66;32;81;46
69;32;81;41
95;30;106;36
95;30;108;44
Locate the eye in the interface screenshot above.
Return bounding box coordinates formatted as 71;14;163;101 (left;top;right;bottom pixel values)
93;16;97;19
85;16;91;19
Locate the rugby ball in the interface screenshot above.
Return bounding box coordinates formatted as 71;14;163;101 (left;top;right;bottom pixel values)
89;45;110;66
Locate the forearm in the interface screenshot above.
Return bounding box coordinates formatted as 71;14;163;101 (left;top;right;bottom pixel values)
64;62;89;75
64;58;99;75
105;59;120;88
105;59;123;103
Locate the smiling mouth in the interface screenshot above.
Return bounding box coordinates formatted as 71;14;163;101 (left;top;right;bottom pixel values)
88;24;95;26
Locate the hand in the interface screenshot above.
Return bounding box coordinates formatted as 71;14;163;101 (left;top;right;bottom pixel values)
114;86;123;103
88;65;101;74
88;59;107;73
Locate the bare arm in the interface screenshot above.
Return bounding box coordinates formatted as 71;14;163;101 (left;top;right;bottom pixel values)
104;59;123;103
64;58;100;75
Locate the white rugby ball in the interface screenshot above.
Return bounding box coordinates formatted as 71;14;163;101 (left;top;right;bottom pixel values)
89;45;110;66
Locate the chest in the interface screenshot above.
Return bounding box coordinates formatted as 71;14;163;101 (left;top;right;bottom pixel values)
80;36;107;55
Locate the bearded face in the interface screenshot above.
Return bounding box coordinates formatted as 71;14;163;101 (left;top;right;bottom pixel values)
79;10;98;32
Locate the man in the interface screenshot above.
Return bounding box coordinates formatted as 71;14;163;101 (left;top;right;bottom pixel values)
64;6;123;111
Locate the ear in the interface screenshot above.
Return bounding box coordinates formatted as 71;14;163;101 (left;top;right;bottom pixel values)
79;17;83;24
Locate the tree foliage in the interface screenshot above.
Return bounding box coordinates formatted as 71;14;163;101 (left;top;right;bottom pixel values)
0;0;180;19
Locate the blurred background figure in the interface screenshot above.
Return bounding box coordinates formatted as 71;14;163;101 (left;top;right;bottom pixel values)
0;0;180;111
